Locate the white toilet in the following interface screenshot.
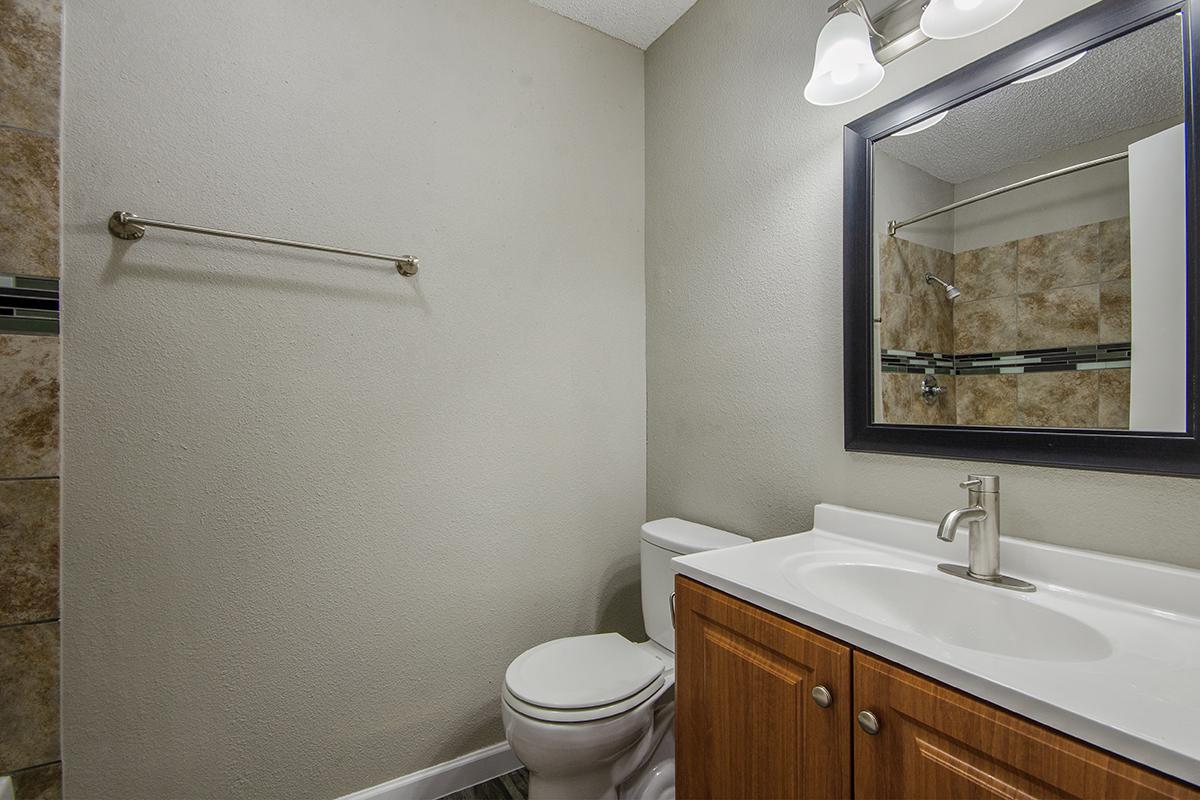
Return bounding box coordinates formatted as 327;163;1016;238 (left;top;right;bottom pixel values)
501;518;749;800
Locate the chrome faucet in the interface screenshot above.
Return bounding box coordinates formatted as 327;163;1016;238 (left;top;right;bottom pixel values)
936;475;1035;592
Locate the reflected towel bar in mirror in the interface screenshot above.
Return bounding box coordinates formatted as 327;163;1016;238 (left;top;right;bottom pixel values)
107;211;419;276
888;151;1129;236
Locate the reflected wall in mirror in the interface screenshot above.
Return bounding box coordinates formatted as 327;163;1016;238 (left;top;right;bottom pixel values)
871;13;1186;432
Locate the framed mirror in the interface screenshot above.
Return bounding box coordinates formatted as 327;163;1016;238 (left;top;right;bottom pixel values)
843;0;1200;476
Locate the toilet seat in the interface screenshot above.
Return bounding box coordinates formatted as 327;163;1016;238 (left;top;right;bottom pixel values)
503;633;667;723
503;674;666;723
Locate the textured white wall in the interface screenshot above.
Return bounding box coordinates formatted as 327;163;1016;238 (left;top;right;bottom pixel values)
60;1;645;798
952;119;1180;253
874;152;954;253
646;0;1200;568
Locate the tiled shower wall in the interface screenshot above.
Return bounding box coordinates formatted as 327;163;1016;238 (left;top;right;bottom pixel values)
0;2;63;799
880;218;1132;428
878;239;956;425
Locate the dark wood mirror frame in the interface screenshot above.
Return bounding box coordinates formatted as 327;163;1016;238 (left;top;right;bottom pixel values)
843;0;1200;477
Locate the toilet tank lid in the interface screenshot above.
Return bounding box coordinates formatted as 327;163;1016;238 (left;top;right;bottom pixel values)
640;518;750;555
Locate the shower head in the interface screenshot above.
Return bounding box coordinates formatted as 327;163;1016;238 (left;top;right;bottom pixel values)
925;272;961;302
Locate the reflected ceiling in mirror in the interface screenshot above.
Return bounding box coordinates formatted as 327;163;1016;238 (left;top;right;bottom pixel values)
869;13;1186;433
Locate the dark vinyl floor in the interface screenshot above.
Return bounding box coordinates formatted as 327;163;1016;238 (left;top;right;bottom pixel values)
437;768;529;800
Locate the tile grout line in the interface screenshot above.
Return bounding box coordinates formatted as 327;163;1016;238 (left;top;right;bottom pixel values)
0;123;57;140
0;617;60;632
0;759;62;779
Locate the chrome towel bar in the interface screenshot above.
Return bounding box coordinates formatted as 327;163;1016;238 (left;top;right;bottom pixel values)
107;211;419;276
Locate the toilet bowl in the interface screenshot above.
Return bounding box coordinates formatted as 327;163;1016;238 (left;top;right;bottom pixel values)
501;519;750;800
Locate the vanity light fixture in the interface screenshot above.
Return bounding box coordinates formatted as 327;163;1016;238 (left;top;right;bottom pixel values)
892;110;948;136
1011;51;1088;84
920;0;1024;41
804;9;885;106
805;0;1027;107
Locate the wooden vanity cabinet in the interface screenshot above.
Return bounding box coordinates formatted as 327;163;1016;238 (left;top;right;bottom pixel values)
674;575;852;799
853;652;1194;800
675;576;1200;800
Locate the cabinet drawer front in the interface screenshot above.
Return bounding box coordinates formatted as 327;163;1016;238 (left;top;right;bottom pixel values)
853;652;1199;800
675;576;852;800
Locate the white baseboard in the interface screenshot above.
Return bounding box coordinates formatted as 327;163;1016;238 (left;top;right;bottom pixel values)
337;742;522;800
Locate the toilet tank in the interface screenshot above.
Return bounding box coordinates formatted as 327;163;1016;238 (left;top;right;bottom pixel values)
640;518;751;653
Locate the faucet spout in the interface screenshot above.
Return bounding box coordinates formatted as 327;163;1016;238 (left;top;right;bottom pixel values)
934;474;1035;592
936;505;987;542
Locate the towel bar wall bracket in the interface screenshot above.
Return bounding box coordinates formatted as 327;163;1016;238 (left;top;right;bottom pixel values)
107;211;419;276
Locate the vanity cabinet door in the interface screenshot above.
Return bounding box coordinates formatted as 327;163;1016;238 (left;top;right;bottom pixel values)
853;653;1199;800
674;576;852;800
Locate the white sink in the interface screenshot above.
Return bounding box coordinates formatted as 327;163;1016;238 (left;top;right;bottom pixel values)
792;561;1112;662
672;503;1200;787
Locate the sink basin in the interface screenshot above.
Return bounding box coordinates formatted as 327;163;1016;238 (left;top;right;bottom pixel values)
793;562;1113;662
673;503;1200;785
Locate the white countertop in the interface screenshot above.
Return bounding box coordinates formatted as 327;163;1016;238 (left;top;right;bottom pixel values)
672;503;1200;786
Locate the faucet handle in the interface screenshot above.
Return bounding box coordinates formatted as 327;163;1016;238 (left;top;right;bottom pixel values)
961;474;999;492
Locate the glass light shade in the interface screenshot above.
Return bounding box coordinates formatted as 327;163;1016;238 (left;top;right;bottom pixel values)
920;0;1024;40
804;12;885;106
1012;51;1087;84
893;110;949;137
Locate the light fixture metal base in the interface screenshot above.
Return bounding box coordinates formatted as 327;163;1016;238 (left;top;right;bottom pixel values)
825;0;931;67
875;25;931;65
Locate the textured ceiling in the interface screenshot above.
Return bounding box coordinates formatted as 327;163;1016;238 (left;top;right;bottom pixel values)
529;0;697;49
876;16;1185;184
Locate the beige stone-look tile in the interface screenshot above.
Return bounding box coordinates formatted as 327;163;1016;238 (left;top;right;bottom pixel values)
0;479;57;625
909;374;955;426
879;292;912;351
909;291;954;354
888;238;952;297
1099;368;1131;430
934;291;955;354
0;0;61;134
954;296;1017;354
1099;217;1131;282
880;373;955;425
0;128;58;278
879;237;909;295
1017;285;1100;350
1017;223;1100;292
0;621;59;772
9;760;61;800
929;245;954;293
956;374;1018;426
953;242;1017;301
0;335;59;478
880;373;912;424
1100;279;1131;342
1018;370;1099;428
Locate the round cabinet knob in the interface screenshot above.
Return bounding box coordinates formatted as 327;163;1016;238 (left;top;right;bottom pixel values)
811;685;833;708
857;710;881;735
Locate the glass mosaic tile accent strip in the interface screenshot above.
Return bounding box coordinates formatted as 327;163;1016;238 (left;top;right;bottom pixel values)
0;273;59;335
880;350;955;375
882;343;1131;376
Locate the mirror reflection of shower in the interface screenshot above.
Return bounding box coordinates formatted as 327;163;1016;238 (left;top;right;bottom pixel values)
924;272;961;302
